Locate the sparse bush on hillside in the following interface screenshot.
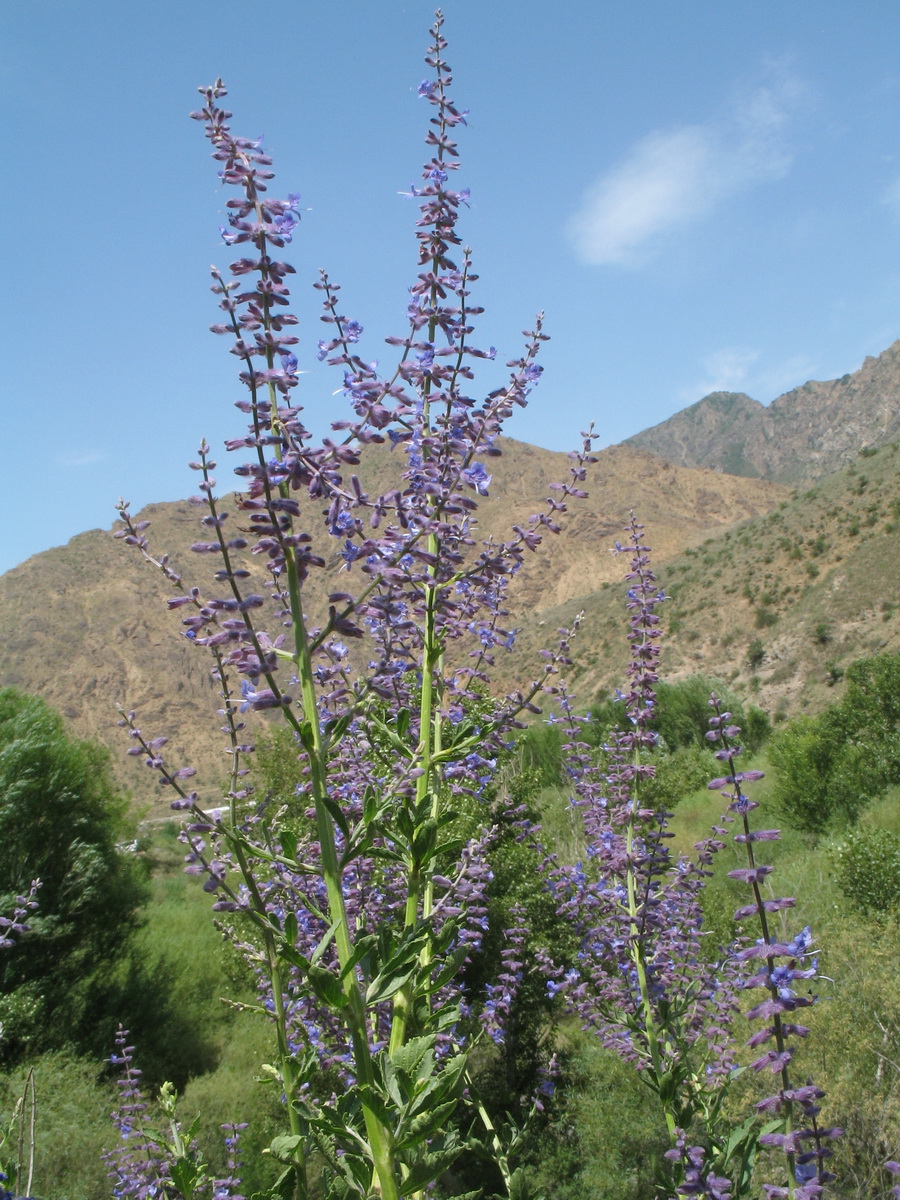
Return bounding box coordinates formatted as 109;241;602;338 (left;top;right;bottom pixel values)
754;606;778;628
746;637;765;669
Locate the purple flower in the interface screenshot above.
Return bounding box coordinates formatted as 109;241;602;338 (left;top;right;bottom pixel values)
462;462;491;495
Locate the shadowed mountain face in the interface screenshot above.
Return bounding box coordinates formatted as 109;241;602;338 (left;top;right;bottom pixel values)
0;438;784;810
625;340;900;484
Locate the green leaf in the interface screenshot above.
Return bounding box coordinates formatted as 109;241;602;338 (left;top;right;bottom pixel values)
412;817;438;862
399;1145;464;1193
324;712;353;744
395;1099;457;1150
323;794;351;840
268;1134;305;1163
169;1157;205;1199
427;947;469;992
365;963;416;1006
280;829;298;861
277;943;311;972
283;910;298;945
310;917;343;966
390;1034;434;1080
308;962;348;1009
363;785;379;824
339;934;376;983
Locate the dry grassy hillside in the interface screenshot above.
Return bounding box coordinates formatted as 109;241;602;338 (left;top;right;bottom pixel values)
0;437;784;811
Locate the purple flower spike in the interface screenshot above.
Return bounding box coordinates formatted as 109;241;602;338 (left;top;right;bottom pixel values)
707;699;840;1192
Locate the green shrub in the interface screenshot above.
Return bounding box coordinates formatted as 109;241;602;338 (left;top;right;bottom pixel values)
746;638;765;669
770;652;900;834
832;828;900;914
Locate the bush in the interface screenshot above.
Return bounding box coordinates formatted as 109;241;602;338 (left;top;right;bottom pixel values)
746;638;765;670
588;676;768;756
832;828;900;915
770;653;900;834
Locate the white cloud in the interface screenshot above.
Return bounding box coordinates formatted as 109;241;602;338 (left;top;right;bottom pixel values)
569;63;804;266
689;347;760;397
54;449;105;468
882;175;900;216
679;347;817;405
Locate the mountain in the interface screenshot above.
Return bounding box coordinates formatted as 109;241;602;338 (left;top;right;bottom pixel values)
7;335;900;815
625;340;900;483
0;439;783;811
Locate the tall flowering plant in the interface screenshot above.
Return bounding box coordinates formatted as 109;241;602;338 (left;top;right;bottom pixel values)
545;520;842;1198
105;11;864;1199
114;12;593;1200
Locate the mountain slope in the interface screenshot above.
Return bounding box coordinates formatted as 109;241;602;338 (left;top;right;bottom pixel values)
0;438;784;811
522;442;900;718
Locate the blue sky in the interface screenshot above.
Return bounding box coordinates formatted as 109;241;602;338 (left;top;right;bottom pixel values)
5;0;900;574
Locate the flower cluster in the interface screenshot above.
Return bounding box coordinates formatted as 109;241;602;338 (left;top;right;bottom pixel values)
547;520;743;1158
105;1028;172;1200
0;882;40;952
114;14;595;1199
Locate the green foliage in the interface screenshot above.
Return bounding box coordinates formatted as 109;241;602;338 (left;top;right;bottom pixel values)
805;913;900;1198
769;651;900;834
588;676;768;758
746;638;765;670
119;867;238;1090
642;744;717;810
0;689;147;1060
526;1033;668;1200
0;1052;116;1200
832;828;900;915
516;723;565;791
180;1018;288;1197
669;782;900;1200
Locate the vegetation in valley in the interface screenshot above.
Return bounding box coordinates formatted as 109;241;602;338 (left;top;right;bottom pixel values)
3;648;900;1198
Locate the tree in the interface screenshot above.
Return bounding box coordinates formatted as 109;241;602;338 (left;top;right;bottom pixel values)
0;689;147;1060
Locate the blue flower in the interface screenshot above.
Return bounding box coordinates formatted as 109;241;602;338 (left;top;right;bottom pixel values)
462;462;491;495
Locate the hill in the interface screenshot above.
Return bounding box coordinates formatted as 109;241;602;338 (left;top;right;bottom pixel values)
0;438;783;811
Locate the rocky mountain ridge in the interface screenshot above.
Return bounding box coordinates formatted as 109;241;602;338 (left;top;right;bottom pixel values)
625;339;900;483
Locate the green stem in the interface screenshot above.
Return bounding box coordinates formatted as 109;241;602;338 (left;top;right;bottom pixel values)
284;554;400;1200
624;793;677;1141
